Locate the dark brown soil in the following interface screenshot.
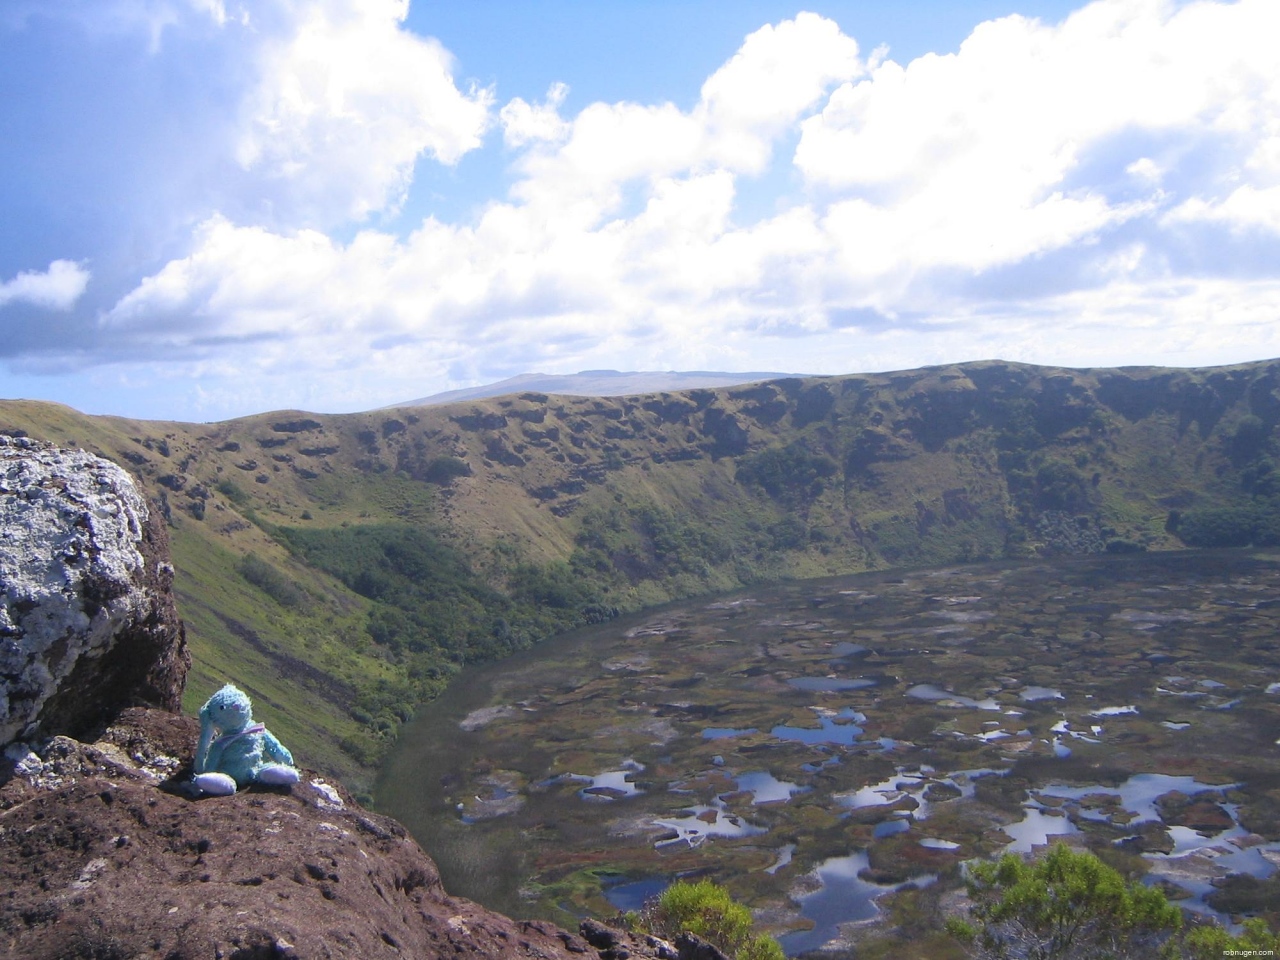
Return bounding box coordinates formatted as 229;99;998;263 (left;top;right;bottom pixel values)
0;709;673;960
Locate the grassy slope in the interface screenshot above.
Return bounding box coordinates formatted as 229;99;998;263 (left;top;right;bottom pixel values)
4;358;1279;788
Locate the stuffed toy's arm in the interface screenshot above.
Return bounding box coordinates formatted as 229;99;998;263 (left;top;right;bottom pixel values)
262;730;295;767
203;738;228;775
194;707;216;774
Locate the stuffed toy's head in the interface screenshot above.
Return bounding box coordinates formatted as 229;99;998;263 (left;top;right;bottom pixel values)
200;683;253;733
195;683;254;774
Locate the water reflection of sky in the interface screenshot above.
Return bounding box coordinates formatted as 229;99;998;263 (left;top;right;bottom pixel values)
581;767;645;799
838;767;1006;823
766;843;795;874
649;769;809;849
537;760;647;801
906;683;1001;710
829;641;869;658
920;837;960;850
705;705;872;746
768;705;865;745
1036;774;1237;827
841;774;925;811
733;770;809;804
1002;806;1080;852
654;804;767;848
603;876;669;913
874;817;911;838
1020;685;1064;701
1090;704;1138;716
778;851;934;955
702;726;758;739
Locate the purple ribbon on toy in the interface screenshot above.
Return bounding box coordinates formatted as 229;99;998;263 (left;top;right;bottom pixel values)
214;723;265;748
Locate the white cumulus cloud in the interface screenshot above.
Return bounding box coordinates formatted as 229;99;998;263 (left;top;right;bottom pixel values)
697;11;863;173
236;0;492;223
0;261;90;311
500;82;570;148
508;12;862;218
792;0;1280;278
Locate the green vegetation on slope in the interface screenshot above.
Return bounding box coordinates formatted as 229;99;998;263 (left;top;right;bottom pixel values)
275;522;618;694
4;359;1280;785
1169;416;1280;547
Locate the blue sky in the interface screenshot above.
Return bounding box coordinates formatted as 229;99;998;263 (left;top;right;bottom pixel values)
2;0;1278;422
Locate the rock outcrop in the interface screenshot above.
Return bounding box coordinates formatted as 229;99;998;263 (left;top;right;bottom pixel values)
0;436;188;747
0;709;690;960
1;710;580;959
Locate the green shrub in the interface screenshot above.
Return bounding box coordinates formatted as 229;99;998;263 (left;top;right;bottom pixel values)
236;553;308;608
509;561;593;609
736;442;837;504
573;501;730;584
1175;501;1280;548
1033;461;1091;512
216;478;249;505
1185;917;1280;959
767;516;809;551
651;880;784;960
948;844;1180;959
1230;414;1270;466
419;455;471;485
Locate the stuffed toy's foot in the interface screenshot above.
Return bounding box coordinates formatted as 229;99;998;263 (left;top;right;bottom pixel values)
194;772;238;796
258;764;301;786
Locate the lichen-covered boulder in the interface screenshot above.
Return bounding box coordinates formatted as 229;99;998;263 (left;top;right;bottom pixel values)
0;436;187;747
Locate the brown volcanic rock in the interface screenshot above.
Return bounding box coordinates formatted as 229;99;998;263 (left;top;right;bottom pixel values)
0;710;682;960
0;710;612;960
0;436;188;746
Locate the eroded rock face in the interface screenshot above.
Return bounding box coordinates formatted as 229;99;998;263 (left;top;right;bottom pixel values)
0;436;187;746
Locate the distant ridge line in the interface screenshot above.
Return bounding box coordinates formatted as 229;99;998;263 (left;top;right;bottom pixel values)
391;370;801;408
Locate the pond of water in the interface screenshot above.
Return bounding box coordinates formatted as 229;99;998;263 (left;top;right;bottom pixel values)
777;851;935;955
905;683;1000;710
604;876;668;913
770;710;866;745
1020;685;1064;701
734;770;809;804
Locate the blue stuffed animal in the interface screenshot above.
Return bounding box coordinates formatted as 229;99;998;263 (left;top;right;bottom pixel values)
193;684;300;796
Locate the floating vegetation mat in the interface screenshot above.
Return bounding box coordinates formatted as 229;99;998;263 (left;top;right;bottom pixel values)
376;551;1280;952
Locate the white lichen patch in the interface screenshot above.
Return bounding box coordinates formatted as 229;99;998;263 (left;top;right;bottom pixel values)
71;857;108;889
1;437;149;745
5;741;43;778
132;751;180;779
310;779;345;811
